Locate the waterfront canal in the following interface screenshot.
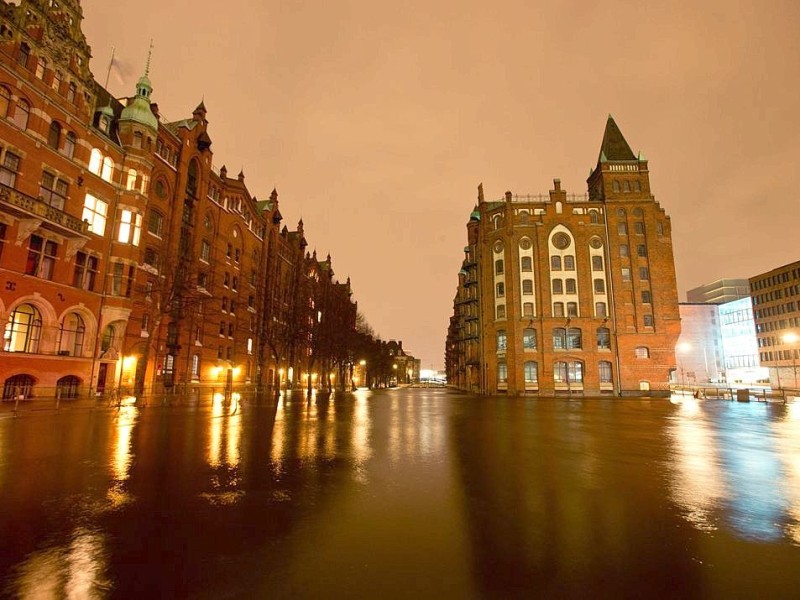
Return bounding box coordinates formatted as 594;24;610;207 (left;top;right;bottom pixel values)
1;388;800;598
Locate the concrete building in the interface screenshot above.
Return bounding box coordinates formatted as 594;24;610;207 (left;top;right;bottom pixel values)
686;279;750;304
446;117;681;396
750;260;800;389
718;297;767;384
674;304;723;385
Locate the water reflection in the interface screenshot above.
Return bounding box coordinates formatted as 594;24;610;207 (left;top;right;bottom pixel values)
773;401;800;543
204;397;243;505
11;527;109;598
667;398;727;531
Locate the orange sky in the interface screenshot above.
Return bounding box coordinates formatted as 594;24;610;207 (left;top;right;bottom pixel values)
81;0;800;369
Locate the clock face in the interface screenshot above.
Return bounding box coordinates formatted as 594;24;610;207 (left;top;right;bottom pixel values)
589;237;603;249
519;238;532;250
552;233;571;250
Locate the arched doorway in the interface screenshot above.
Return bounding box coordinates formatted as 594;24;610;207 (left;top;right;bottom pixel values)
3;374;35;400
56;375;80;399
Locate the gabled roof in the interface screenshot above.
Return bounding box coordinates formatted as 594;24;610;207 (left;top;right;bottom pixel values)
598;115;636;163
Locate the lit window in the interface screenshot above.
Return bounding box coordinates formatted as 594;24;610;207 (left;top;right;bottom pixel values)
101;156;114;182
126;169;137;191
89;148;103;175
4;304;42;353
82;193;108;235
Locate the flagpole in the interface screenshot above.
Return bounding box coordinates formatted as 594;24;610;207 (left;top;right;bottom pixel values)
104;47;115;89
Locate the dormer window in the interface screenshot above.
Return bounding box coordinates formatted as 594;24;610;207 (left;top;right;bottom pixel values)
99;116;110;133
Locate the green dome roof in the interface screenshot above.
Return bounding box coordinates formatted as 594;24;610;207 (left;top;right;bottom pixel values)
120;74;157;131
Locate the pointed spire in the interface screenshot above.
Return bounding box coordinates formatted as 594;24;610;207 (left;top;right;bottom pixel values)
145;39;154;77
270;188;278;201
238;168;245;182
598;115;636;164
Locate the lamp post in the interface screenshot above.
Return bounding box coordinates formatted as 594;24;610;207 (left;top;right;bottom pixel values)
783;332;799;389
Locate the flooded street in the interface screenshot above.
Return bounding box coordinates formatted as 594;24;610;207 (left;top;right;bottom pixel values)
1;388;800;598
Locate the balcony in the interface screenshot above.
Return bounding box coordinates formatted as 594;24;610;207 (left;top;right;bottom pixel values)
0;184;89;238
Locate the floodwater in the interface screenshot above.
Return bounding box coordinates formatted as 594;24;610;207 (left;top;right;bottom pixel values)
1;389;800;599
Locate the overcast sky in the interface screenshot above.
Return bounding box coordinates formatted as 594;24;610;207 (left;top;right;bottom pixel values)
81;0;800;369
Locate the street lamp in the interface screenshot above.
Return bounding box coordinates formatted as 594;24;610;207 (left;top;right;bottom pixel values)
783;332;799;389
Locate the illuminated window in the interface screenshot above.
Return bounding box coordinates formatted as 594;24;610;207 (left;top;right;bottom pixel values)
101;156;114;182
4;304;42;353
89;149;103;175
82;193;108;235
126;169;137;191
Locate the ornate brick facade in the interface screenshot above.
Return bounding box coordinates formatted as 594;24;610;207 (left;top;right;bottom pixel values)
447;117;681;396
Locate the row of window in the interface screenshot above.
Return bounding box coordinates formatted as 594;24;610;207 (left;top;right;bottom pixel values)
752;270;798;291
756;317;800;333
494;327;651;353
17;42;83;104
1;87;79;155
753;285;800;306
755;303;799;319
760;349;800;363
496;361;615;384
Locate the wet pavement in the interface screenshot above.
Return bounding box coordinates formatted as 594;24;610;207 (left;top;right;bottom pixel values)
1;388;799;598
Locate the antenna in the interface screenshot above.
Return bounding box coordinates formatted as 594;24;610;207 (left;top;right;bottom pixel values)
104;47;115;89
145;39;154;76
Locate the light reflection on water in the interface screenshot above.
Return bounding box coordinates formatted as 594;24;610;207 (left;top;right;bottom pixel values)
1;391;799;598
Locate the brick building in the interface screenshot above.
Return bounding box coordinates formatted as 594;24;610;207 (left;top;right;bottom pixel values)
0;0;363;400
446;117;681;396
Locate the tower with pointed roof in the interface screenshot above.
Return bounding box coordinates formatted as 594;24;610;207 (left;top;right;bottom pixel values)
447;116;680;396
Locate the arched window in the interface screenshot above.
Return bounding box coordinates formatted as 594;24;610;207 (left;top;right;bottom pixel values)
589;210;599;224
553;327;566;349
133;131;143;148
497;362;508;383
56;375;80;399
612;180;620;193
594;279;606;294
523;328;536;350
4;304;42;353
597;327;610;349
522;302;534;317
58;312;86;356
495;259;504;275
567;302;578;317
595;302;607;317
191;354;200;379
565;278;576;294
47;120;61;149
3;374;35;400
496;330;507;351
642;290;652;304
126;168;137;191
0;86;9;117
567;327;582;349
101;156;114;182
11;98;30;129
67;82;77;103
524;361;538;383
551;256;562;271
635;346;650;359
522;279;533;295
63;131;76;158
599;361;613;384
89;148;103;175
496;304;505;319
521;256;532;272
564;255;575;271
592;255;603;271
496;282;505;298
552;279;563;295
553;302;564;317
100;324;116;353
623;180;631;192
